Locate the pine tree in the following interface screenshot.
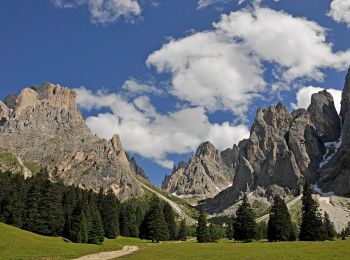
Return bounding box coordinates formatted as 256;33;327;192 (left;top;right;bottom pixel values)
69;202;88;243
177;219;187;241
196;210;209;243
299;182;323;241
140;196;169;242
225;218;234;240
255;221;267;241
323;212;336;240
99;189;120;239
233;193;257;242
163;202;177;240
88;209;104;244
267;195;295;241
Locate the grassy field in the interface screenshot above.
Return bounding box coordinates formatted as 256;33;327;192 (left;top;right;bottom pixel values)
122;239;350;260
1;222;350;260
0;223;147;259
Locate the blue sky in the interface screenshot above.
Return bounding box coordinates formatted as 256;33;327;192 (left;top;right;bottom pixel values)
1;0;350;186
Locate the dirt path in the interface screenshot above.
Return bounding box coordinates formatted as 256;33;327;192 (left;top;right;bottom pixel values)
73;245;138;260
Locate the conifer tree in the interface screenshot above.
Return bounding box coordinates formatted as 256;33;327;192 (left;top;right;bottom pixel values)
163;202;177;240
69;202;88;243
88;209;104;244
233;193;257;242
140;196;169;242
225;218;234;240
299;182;323;241
196;210;209;243
323;212;336;240
267;195;295;241
99;188;120;239
177;219;187;241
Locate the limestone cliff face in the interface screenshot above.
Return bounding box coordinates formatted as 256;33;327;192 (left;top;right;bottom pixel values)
0;83;145;200
319;69;350;196
308;90;341;143
202;102;327;213
162;142;234;201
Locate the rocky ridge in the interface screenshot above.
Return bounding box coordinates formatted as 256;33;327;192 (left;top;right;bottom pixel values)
162;142;235;203
0;83;145;200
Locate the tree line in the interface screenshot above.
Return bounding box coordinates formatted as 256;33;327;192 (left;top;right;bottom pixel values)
196;182;341;243
1;171;347;244
0;170;189;244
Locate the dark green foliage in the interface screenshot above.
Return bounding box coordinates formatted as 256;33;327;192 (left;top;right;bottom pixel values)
233;193;257;242
98;189;120;239
139;196;169;242
225;218;234;240
88;207;104;244
0;170;123;244
177;219;187;241
323;212;336;240
207;224;225;242
255;221;267;241
267;196;295;242
163;202;177;240
119;203;138;237
196;210;209;243
299;183;324;241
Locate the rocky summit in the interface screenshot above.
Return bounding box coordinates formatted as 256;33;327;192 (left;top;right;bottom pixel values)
318;68;350;197
0;83;145;200
197;93;344;213
162;141;234;203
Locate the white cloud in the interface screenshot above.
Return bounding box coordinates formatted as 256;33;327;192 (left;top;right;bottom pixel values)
122;79;163;96
215;6;350;81
292;86;342;114
197;0;229;9
75;87;250;168
147;31;265;116
53;0;141;24
328;0;350;27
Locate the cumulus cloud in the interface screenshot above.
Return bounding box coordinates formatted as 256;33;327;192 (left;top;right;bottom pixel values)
292;86;342;114
197;0;229;9
328;0;350;27
53;0;141;24
122;78;163;96
146;5;350;118
215;6;350;82
75;87;250;168
147;31;265;116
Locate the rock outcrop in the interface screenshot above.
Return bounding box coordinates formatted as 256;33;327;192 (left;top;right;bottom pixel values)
202;101;327;213
319;68;350;196
162;142;234;201
0;83;146;200
308;90;341;143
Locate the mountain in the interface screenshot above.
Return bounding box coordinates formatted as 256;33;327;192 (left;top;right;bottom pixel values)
318;68;350;196
0;83;145;200
161;141;235;203
200;71;348;214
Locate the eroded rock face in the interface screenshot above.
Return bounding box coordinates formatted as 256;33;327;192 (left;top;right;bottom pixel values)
319;69;350;196
202;103;326;213
308;90;341;143
0;83;145;200
162;141;234;201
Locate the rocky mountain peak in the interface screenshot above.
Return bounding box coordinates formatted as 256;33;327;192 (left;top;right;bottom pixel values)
0;83;145;200
162;142;234;202
308;90;341;142
341;67;350;144
195;141;219;161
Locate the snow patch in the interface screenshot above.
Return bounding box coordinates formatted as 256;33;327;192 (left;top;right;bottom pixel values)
319;137;342;168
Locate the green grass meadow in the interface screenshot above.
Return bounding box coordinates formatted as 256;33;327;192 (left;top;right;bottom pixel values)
1;222;350;260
